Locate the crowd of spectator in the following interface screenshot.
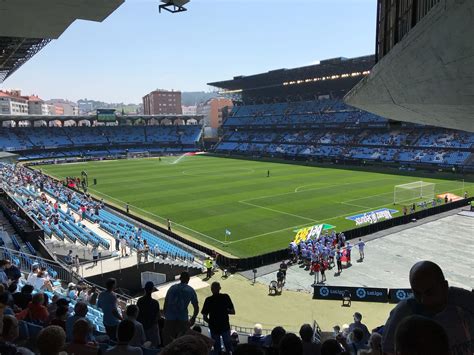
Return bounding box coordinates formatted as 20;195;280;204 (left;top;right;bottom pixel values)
217;100;474;168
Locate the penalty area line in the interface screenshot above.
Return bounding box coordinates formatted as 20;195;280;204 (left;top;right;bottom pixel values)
228;198;407;245
238;200;317;222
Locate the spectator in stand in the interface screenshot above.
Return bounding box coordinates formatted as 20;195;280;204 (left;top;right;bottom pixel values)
98;278;123;341
26;264;39;286
73;255;80;273
65;301;92;341
92;245;99;266
65;318;100;355
120;236;127;257
234;343;266;355
4;259;21;290
163;271;199;345
34;270;53;292
88;287;98;306
50;305;69;331
16;292;49;324
47;295;59;319
160;333;213;355
37;325;66;355
0;260;9;287
0;291;14;315
136;281;161;347
320;339;346;355
382;260;474;355
67;282;77;300
266;326;286;355
280;333;303;355
143;239;150;262
300;323;321;355
0;315;34;355
105;319;143;355
248;324;265;347
394;315;449;355
125;304;147;347
65;250;73;265
201;281;235;355
359;333;382;355
347;328;368;354
348;312;370;345
12;284;33;310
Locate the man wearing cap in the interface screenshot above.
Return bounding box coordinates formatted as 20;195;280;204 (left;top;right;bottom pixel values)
137;281;161;347
204;257;213;279
349;312;370;345
163;272;199;345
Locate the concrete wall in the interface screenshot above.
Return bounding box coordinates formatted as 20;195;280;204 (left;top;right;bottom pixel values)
345;0;474;132
85;261;201;294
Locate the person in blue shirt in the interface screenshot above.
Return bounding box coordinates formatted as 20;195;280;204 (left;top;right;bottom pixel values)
162;272;199;346
97;278;123;341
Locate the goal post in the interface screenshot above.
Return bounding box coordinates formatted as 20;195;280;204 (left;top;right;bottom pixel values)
126;151;150;159
393;181;435;205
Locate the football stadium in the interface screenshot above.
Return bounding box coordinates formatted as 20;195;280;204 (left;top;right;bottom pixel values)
0;0;473;354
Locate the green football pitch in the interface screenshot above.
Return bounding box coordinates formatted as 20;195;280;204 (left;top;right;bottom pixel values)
38;155;473;258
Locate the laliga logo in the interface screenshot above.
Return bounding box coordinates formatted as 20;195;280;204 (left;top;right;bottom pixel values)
320;287;330;297
396;290;407;300
356;288;367;299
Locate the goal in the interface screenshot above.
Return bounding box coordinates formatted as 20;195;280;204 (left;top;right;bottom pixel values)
393;181;435;205
126;151;150;159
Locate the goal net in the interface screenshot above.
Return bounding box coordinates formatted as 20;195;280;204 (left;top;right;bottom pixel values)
394;181;435;205
126;151;150;159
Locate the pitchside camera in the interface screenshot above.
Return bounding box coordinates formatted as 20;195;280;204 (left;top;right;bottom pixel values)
159;0;190;13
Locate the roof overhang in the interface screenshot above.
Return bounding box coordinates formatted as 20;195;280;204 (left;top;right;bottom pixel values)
0;0;124;82
0;0;125;39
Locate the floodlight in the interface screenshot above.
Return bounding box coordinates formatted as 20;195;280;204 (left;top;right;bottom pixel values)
159;0;190;13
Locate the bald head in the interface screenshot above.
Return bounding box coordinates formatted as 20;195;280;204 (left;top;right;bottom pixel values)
409;261;445;284
409;261;448;314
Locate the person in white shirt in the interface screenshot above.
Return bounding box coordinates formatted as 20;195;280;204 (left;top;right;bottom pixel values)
92;245;99;266
105;319;143;355
120;237;127;257
26;265;39;286
357;238;366;260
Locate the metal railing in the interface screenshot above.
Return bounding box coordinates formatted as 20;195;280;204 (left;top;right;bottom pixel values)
0;245;72;283
72;250;203;281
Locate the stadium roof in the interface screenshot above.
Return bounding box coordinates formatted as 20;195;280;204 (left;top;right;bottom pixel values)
208;55;375;102
0;0;124;83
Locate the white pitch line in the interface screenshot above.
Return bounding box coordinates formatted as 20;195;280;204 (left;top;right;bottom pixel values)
340;201;371;209
342;190;393;204
238;200;317;222
293;177;397;194
225;222;314;244
227;198;408;245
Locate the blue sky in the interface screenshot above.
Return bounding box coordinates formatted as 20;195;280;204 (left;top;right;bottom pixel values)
1;0;377;103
